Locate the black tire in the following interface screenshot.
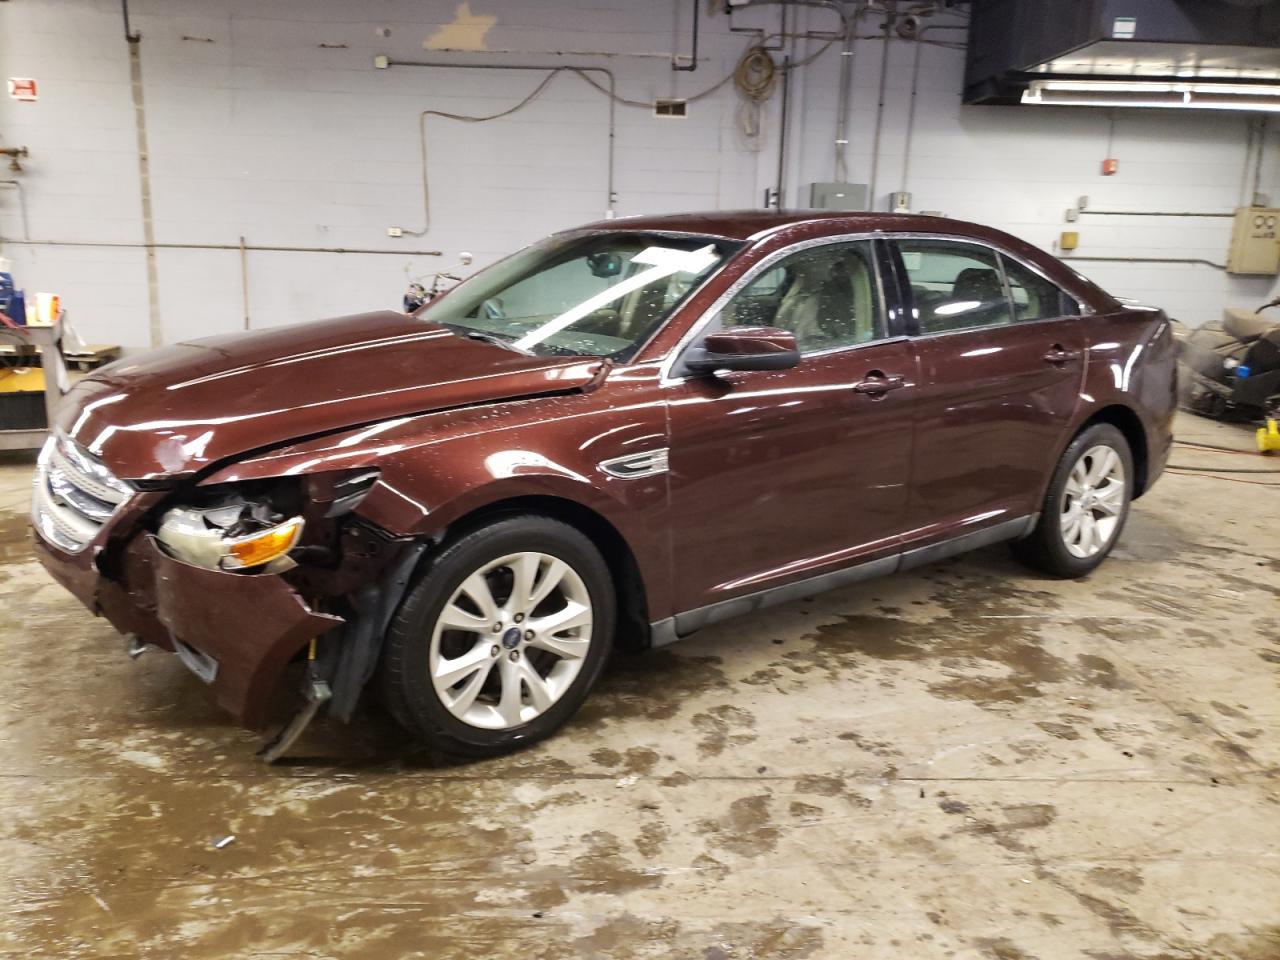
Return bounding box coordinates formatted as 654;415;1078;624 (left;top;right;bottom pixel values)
380;514;615;758
1012;423;1134;579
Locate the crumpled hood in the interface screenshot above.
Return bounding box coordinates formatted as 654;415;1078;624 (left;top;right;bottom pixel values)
58;311;600;481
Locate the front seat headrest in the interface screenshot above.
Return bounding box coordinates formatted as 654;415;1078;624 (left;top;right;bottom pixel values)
952;267;1003;303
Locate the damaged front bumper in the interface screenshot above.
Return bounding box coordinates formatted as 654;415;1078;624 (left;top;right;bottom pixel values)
33;526;343;728
30;432;424;743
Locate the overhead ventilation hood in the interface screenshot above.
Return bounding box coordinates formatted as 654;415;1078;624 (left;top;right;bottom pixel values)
965;0;1280;110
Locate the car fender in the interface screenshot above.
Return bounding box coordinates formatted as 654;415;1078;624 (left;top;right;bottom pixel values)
1049;306;1176;497
201;385;675;617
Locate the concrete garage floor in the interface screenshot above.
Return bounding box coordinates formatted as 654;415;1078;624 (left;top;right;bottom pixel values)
1;411;1277;960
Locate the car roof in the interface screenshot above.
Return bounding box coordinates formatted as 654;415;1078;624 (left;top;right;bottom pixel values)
572;209;989;242
571;209;1123;314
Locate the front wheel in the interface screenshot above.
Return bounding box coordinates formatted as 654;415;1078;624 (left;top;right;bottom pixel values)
380;515;615;758
1013;423;1133;578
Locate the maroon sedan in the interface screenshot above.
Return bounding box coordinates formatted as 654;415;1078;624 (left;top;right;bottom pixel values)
32;212;1175;757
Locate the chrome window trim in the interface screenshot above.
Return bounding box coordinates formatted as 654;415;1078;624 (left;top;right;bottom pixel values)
659;232;889;385
659;229;1092;384
889;232;1093;340
899;313;1083;341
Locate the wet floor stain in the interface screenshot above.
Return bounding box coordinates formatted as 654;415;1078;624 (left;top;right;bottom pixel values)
0;512;31;564
3;414;1280;957
695;795;780;859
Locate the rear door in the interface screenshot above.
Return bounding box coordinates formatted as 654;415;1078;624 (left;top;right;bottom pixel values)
889;238;1085;543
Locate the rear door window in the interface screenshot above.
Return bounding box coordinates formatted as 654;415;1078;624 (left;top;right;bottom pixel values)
895;241;1013;334
1001;254;1079;321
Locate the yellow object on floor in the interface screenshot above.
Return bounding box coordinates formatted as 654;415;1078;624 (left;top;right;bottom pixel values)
1258;417;1280;454
0;367;45;394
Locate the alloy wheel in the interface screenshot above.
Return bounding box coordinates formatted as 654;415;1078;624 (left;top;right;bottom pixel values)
1059;444;1127;559
428;552;593;730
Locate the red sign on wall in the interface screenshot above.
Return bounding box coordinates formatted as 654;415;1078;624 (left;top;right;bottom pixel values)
7;78;38;102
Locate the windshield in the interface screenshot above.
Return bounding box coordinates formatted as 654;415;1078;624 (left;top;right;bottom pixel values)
418;231;738;359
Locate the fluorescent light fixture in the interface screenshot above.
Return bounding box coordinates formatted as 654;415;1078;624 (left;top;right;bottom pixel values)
1022;78;1280;111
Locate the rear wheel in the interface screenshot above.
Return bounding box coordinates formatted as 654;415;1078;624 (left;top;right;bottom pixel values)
1013;423;1133;578
381;515;615;757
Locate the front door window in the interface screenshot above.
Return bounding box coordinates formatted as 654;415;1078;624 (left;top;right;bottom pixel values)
721;240;885;353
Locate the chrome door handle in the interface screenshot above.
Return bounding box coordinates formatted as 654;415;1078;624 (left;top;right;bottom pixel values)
853;372;906;396
1043;344;1080;365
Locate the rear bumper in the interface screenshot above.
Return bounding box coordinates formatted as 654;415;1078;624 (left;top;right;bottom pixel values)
33;528;342;728
1147;418;1172;491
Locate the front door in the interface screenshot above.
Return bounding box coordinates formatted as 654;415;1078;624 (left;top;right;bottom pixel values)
890;238;1085;542
665;238;918;616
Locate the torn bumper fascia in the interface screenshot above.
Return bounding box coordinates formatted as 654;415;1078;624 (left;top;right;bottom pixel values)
32;523;343;729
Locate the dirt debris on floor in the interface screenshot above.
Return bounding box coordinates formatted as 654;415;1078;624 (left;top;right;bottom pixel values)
1;412;1277;959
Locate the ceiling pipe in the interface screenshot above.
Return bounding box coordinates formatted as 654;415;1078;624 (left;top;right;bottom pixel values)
867;2;896;209
0;180;30;241
121;0;138;42
1252;115;1269;204
900;23;968;196
383;59;617;234
2;239;443;256
833;7;858;182
776;51;792;208
1065;255;1228;271
672;0;699;71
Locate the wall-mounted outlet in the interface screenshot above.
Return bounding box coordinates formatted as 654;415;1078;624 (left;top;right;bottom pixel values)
1065;207;1079;222
387;226;403;238
373;54;389;69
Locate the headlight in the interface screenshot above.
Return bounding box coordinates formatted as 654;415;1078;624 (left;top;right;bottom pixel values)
154;469;377;572
157;501;304;573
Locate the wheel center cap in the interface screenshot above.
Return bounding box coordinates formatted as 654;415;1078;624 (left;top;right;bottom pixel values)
501;626;522;649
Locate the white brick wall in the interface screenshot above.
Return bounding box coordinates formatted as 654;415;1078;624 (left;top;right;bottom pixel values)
2;0;1278;349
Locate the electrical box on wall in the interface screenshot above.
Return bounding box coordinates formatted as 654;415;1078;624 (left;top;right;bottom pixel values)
808;182;868;211
1227;207;1280;275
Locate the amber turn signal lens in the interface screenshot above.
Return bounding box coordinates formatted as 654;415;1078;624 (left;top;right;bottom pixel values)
223;517;304;569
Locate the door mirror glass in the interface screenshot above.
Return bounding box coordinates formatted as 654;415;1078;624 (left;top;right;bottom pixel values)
684;326;801;374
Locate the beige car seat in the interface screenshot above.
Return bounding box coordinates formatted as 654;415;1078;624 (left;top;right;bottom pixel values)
1223;307;1278;343
771;254;859;349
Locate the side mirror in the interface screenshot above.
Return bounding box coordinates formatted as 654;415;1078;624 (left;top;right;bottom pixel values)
684;326;801;374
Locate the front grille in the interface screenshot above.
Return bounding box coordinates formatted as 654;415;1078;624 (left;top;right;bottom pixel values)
31;433;133;553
